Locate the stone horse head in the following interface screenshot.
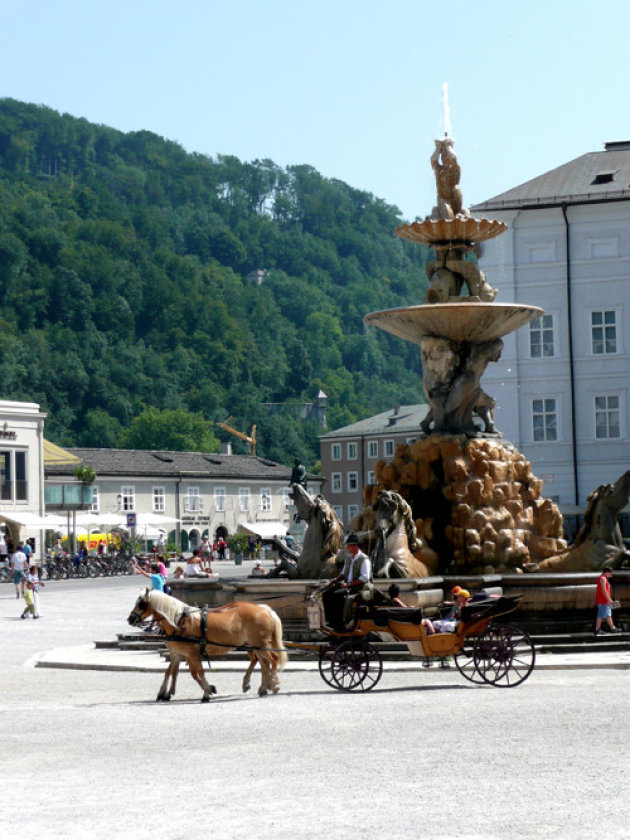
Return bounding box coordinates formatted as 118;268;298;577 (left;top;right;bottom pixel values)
290;484;344;579
371;490;432;579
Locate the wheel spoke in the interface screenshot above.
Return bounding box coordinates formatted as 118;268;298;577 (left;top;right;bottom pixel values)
454;639;486;684
329;641;383;692
473;624;535;688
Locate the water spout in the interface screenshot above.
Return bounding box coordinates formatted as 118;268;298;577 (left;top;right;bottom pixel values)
441;81;451;137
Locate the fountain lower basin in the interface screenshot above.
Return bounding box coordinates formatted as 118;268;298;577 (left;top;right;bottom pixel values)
364;302;543;345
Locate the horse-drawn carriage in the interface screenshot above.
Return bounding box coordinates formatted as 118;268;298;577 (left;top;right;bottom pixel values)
304;588;536;691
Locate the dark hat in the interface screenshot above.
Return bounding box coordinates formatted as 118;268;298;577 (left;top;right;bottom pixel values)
345;533;360;545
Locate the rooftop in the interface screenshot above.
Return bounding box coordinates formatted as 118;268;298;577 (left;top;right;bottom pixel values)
319;404;428;440
472;142;630;212
46;448;312;482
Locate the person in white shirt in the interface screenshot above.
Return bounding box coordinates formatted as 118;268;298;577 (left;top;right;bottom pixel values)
10;544;28;599
323;534;372;630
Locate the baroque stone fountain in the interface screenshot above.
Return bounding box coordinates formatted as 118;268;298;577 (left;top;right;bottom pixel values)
360;136;570;576
170;136;628;632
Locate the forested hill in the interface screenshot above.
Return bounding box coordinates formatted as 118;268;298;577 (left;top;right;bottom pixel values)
0;98;429;468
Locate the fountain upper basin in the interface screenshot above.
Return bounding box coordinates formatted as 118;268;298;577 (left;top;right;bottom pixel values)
364;302;544;345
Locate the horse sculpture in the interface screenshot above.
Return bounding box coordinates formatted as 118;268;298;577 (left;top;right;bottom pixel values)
128;589;287;702
286;484;344;578
525;470;630;572
370;490;438;578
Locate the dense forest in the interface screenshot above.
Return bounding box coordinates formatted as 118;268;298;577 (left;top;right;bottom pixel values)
0;98;429;469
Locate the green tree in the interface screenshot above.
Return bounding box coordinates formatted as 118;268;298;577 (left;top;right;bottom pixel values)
118;407;220;452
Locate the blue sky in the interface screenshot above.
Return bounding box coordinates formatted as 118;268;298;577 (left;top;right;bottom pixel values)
2;0;629;220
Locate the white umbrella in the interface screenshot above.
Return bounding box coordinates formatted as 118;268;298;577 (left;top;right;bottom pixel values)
134;512;180;527
132;513;178;553
75;512;126;528
0;511;66;529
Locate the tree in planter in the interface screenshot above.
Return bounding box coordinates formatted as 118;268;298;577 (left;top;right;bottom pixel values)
226;532;250;560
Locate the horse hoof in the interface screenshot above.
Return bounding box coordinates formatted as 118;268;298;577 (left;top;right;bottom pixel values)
211;685;218;695
201;696;210;703
258;688;268;697
242;686;250;694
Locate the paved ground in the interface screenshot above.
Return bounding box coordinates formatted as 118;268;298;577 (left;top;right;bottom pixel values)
1;566;629;840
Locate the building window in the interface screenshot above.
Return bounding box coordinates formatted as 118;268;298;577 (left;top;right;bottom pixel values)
529;315;554;358
347;504;359;520
186;487;201;512
121;485;135;512
591;311;617;355
238;487;250;512
282;487;292;510
214;487;226;512
90;486;100;513
0;450;28;502
595;395;620;439
384;440;395;458
367;470;376;484
333;505;343;520
532;399;557;442
152;486;165;513
367;440;378;458
331;472;342;493
261;488;272;512
347;442;358;460
331;443;341;461
347;472;359;492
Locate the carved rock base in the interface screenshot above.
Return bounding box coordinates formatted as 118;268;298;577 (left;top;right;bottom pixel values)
354;433;566;575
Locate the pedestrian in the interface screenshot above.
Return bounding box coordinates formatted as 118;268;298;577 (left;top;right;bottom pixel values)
21;565;43;619
133;561;164;592
0;530;8;562
594;566;621;635
10;542;28;599
199;537;213;572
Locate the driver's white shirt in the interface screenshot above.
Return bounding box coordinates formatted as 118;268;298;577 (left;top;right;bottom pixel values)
344;551;371;584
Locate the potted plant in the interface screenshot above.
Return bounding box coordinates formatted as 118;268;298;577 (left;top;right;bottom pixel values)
227;533;250;565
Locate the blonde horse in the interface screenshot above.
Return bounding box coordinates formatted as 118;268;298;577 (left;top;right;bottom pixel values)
128;589;287;702
371;490;438;578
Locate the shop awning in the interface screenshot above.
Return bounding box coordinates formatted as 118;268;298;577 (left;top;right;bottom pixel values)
238;521;288;540
43;440;82;466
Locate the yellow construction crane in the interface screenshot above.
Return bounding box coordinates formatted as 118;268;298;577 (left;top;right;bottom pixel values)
217;417;257;456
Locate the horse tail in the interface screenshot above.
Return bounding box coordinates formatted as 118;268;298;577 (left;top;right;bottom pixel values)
268;607;288;671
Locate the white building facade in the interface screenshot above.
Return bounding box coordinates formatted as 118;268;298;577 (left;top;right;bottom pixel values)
0;400;47;549
473;141;630;507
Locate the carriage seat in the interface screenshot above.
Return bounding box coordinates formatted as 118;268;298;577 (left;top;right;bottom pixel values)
359;605;425;627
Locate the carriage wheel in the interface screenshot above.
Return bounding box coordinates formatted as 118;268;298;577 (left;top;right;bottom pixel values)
329;640;383;691
454;638;486;684
473;624;536;688
318;646;337;687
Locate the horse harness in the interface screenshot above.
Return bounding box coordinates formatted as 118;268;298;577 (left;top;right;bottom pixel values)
162;606;282;657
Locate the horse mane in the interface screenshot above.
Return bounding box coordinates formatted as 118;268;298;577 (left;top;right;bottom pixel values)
315;495;344;561
147;589;189;629
379;490;418;551
573;484;608;547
